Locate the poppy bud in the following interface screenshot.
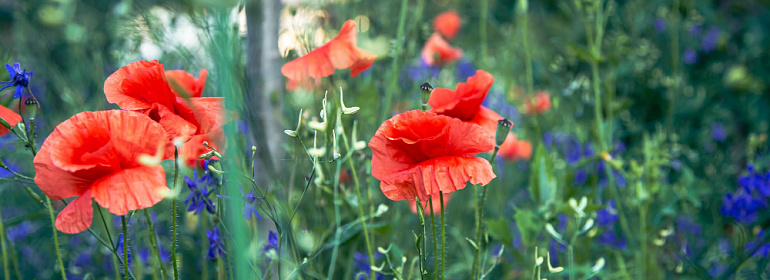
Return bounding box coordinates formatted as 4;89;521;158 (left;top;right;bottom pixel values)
420;82;433;110
24;99;37;119
495;119;512;147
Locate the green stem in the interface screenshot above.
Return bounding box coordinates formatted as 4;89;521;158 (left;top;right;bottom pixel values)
46;198;67;280
327;158;343;279
381;0;409;122
480;0;489;68
171;148;180;280
440;192;446;280
667;0;680;132
121;216;129;280
340;125;376;280
568;244;575;280
429;198;438;280
0;207;10;280
520;4;541;139
143;210;167;279
415;197;427;280
472;148;499;279
638;203;648;280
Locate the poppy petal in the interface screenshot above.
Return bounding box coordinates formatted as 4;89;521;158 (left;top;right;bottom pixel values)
55;189;94;234
429;70;493;120
92;166;168;216
145;103;197;145
499;133;532;161
467;106;504;136
166;69;208;98
421;33;463;66
104;60;176;110
0;105;21;136
178;128;225;166
33;145;96;200
434;11;461;40
108;109;174;165
189;97;226;134
43;111;118;172
281;20;377;81
380;156;495;201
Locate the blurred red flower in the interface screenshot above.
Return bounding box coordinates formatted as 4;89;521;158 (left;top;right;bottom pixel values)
369;110;495;202
409;192;452;215
33;110;172;234
0;104;20;136
421;33;463;67
104;60;227;165
498;133;532;162
434;11;461;40
281;20;377;83
525;91;551;114
428;70;503;135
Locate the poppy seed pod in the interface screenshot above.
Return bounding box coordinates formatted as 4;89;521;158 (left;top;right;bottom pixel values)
420;82;433;108
495;119;512;147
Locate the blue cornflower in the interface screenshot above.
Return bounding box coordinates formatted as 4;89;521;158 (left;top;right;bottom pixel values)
456;59;475;81
654;18;666;33
1;63;33;99
721;165;770;223
712;122;726;142
6;221;37;242
206;226;226;259
262;230;278;252
683;48;698;65
701;26;720;53
184;170;217;215
596;200;619;226
406;59;440;82
354;252;383;280
597;230;627;249
243;190;262;220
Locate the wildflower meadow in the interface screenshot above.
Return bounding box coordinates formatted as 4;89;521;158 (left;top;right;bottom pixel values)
1;0;770;279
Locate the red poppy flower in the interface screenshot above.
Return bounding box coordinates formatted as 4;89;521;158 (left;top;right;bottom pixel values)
104;60;226;164
33;110;172;234
498;133;532;162
524;91;551;114
428;70;502;134
369;110;495;202
409;192;452;215
281;20;377;83
434;11;461;40
421;33;463;67
0;105;21;136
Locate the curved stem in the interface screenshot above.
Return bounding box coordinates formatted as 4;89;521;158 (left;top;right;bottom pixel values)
143;210;167;279
46;198;67;280
429;198;438;280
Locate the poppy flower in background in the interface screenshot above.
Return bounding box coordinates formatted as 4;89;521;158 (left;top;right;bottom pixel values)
498;133;533;162
409;192;453;215
524;91;551;114
281;20;377;83
104;60;227;165
0;105;21;136
428;70;502;134
33;110;173;234
434;11;461;40
369;110;495;202
421;33;463;67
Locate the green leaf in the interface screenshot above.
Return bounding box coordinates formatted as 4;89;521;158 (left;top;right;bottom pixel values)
0;117;11;130
514;209;541;247
529;143;557;212
486;216;513;246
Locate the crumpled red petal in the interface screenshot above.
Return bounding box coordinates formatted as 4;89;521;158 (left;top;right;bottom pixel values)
92;166;168;216
165;69;208;98
429;70;494;120
0;104;21;136
281;20;377;82
104;60;176;110
380;156;495;201
421;33;463;66
55;189;93;234
144;103;198;144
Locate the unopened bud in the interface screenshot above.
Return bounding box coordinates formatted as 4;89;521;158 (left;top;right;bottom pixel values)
24;99;37;119
420;82;433;107
495;119;512;147
252;146;257;152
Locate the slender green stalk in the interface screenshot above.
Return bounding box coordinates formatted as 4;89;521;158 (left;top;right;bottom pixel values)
121;216;129;280
381;0;409;122
143;210;167;279
471;148;499;279
667;0;680;132
638;202;648;280
568;244;575;280
0;207;10;280
439;192;446;280
480;0;489;68
7;244;19;280
46;198;67;280
171;148;180;280
415;197;427;280
519;1;541;139
428;198;438;280
340;128;376;280
327;158;343;279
